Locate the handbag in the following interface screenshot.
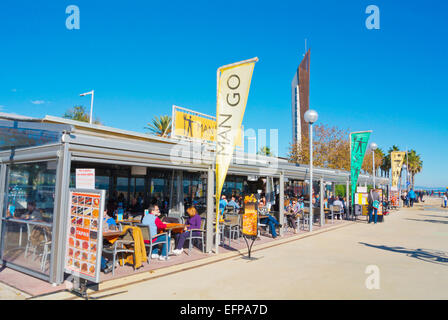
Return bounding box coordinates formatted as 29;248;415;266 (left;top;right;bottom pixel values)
371;190;380;209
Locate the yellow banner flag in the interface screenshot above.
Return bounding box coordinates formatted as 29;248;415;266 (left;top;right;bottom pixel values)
215;57;258;245
391;151;406;188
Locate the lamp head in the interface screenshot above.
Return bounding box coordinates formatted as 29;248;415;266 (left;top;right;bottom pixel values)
80;90;93;97
370;142;378;151
304;109;318;124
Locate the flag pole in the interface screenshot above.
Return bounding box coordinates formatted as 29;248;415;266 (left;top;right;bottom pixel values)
214;57;259;254
215;66;220;255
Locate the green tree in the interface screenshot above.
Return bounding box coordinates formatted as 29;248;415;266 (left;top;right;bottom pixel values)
257;146;274;157
63;105;102;124
289;123;350;171
362;147;385;175
405;149;423;188
145;115;172;137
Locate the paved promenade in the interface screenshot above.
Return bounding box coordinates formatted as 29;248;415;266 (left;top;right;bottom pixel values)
93;197;448;300
4;197;448;300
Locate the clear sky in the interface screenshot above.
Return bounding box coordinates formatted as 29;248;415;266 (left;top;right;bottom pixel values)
0;0;447;187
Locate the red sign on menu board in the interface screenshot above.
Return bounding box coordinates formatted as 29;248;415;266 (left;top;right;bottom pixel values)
65;189;105;283
75;228;90;241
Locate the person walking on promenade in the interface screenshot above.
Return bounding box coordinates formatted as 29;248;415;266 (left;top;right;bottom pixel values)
443;193;447;208
368;189;380;224
408;189;416;207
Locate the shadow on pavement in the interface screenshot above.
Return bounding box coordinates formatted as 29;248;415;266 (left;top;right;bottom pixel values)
418;214;448;219
359;242;448;266
405;218;448;225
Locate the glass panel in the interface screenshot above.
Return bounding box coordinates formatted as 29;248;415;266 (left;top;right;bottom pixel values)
95;176;110;199
2;161;56;276
151;178;165;201
0;120;69;151
116;177;129;205
134;178;144;198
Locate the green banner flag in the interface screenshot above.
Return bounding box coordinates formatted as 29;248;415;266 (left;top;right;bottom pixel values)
350;131;371;203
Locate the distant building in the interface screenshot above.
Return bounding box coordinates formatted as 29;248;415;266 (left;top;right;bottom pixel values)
291;49;310;148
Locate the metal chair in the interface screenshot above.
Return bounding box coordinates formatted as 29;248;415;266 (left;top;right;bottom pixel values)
257;207;269;237
102;228;135;276
330;205;342;223
187;217;206;254
298;211;310;231
40;231;52;272
224;214;240;246
135;223;169;262
25;223;37;259
25;224;50;263
118;221;132;231
225;205;236;215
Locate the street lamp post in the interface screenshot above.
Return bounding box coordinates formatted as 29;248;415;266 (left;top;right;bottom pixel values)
402;164;407;207
80;90;95;124
402;163;407;191
370;142;378;189
304;109;318;232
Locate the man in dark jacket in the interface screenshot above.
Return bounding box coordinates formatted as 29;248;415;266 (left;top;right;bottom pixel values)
367;189;380;224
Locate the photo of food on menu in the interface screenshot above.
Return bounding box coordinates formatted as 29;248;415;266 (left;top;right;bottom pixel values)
65;192;101;278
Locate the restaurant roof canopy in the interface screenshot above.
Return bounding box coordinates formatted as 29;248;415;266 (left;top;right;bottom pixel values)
0;113;389;185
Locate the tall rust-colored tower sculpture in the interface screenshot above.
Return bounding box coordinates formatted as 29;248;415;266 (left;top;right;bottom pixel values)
291;49;310;147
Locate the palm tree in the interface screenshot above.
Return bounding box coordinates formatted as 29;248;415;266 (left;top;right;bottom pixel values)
381;145;400;178
145;115;172;137
63;105;102;124
405;149;423;188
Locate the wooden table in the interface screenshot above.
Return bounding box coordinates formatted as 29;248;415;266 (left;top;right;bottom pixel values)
165;223;185;233
117;219;141;225
102;230;123;242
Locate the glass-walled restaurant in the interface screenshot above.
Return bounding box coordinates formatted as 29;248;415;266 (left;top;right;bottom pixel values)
0;115;386;285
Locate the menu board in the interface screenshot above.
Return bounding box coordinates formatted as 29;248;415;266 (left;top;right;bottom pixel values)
242;201;258;237
64;189;105;283
355;193;368;205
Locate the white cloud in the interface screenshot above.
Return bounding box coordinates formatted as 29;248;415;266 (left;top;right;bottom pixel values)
31;100;45;105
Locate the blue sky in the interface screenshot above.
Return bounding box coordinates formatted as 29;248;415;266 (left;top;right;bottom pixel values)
0;0;447;187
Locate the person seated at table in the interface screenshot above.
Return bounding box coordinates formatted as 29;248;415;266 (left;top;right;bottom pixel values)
141;205;170;261
227;196;240;211
21;201;43;221
332;197;344;220
173;206;202;255
219;195;228;217
285;198;301;233
101;209;118;273
285;199;298;233
259;199;282;239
